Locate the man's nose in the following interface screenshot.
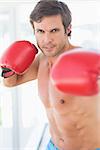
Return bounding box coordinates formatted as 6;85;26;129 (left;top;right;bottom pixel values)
43;33;53;43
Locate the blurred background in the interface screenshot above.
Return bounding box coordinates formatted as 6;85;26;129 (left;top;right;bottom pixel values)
0;0;100;150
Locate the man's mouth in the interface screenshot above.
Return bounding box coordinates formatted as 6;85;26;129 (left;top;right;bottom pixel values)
43;45;55;51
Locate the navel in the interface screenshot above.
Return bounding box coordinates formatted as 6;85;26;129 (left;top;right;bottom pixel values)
59;137;64;142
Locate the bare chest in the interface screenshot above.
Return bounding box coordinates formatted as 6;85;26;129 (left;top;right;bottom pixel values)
37;59;68;110
37;62;50;107
37;59;98;114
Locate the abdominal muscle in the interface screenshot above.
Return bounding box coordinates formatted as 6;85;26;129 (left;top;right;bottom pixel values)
45;82;99;150
46;102;98;150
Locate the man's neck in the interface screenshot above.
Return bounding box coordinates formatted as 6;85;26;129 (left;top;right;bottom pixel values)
46;43;77;68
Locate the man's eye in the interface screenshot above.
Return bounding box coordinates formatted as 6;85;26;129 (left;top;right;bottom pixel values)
51;29;59;33
37;30;44;33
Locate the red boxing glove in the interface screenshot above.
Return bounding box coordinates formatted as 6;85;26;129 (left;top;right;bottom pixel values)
50;49;100;96
0;40;38;78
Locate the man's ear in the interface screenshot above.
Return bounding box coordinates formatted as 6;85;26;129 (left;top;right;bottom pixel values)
66;24;72;36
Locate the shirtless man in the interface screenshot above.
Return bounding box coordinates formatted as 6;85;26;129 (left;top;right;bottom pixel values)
0;0;100;150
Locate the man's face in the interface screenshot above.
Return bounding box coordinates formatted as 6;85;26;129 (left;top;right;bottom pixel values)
33;15;68;57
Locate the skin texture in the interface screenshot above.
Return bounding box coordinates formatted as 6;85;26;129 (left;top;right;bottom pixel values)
3;15;100;150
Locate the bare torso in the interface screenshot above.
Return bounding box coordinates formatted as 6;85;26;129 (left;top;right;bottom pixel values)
38;55;100;150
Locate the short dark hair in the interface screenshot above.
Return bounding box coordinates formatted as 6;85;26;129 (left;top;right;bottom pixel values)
29;0;72;36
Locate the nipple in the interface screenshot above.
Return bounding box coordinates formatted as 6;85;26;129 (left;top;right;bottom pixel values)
60;99;65;104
